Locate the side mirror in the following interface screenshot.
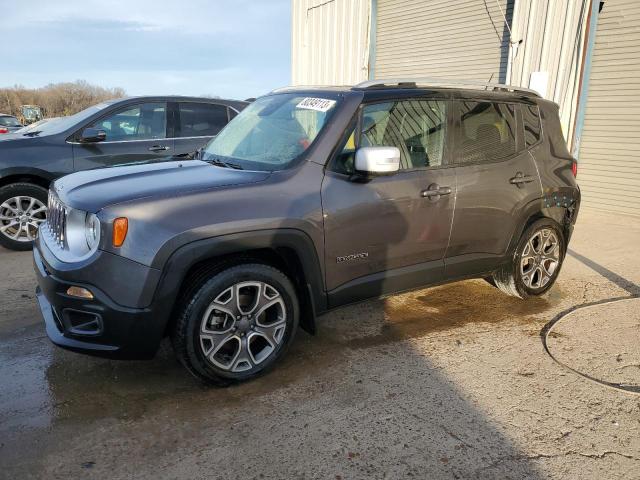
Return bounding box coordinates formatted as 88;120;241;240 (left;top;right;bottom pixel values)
354;146;400;176
80;127;106;143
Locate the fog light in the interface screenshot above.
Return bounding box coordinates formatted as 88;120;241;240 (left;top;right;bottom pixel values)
66;286;94;299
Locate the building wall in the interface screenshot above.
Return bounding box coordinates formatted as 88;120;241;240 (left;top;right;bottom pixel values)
291;0;640;216
375;0;514;83
508;0;590;146
576;0;640;215
291;0;371;85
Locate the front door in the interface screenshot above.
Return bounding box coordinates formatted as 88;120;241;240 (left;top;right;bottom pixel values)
322;97;455;307
72;102;173;171
445;100;542;276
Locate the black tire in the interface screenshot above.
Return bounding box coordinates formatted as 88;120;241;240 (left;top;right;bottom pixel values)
492;218;566;299
0;183;48;251
171;263;299;386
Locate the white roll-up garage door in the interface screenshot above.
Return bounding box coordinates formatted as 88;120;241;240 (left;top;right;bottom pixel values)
375;0;514;82
578;0;640;215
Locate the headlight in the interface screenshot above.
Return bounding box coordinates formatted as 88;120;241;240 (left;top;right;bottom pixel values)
65;208;101;258
85;213;100;250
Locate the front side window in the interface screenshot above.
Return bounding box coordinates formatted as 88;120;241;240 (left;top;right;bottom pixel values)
523;104;542;147
177;103;228;137
459;101;516;164
202;93;340;171
360;99;447;170
332;127;357;175
90;103;166;142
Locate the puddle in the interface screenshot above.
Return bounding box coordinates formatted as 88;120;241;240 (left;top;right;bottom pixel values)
327;279;560;349
0;277;565;453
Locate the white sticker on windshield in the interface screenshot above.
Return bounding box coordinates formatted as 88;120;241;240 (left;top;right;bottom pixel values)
296;97;336;112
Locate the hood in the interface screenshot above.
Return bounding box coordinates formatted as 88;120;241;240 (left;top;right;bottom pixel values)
0;132;29;142
54;159;271;212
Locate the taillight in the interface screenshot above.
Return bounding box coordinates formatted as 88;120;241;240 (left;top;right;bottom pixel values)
0;128;8;134
571;161;578;178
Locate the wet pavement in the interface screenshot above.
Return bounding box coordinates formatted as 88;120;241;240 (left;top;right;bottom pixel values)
1;209;639;479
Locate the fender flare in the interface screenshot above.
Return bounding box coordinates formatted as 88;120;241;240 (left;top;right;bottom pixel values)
0;166;56;185
505;198;574;261
150;228;327;335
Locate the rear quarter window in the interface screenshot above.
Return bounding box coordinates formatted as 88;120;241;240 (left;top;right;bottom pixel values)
178;103;228;137
523;104;542;147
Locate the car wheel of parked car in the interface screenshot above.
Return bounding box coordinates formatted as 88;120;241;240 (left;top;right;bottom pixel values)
172;263;300;385
0;183;48;251
492;219;565;299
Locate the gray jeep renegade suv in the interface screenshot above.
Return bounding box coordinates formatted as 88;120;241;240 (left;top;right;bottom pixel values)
33;79;580;385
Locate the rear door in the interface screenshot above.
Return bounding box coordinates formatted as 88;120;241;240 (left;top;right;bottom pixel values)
445;100;542;277
72;102;172;171
322;96;456;306
172;102;233;156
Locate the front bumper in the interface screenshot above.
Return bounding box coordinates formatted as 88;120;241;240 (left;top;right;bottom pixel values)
33;238;167;360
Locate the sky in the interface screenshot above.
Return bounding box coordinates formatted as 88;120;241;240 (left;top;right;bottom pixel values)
1;0;291;100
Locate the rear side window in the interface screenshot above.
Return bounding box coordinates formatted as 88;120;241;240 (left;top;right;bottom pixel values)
459;101;516;164
177;103;228;137
523;104;542;147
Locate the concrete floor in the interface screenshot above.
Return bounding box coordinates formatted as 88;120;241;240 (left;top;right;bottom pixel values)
0;209;639;479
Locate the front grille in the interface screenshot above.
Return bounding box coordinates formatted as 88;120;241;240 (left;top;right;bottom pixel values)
46;190;67;247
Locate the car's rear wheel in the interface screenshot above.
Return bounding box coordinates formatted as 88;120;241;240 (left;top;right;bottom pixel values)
172;263;299;385
492;219;565;299
0;183;48;251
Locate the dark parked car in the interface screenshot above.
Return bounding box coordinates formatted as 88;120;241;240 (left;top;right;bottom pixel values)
0;96;247;250
0;114;23;134
33;79;580;385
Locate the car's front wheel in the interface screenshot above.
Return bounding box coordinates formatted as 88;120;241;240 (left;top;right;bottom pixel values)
492;219;566;298
0;183;48;251
172;263;299;385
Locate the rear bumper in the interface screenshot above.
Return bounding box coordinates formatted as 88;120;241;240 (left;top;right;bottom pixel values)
33;241;167;360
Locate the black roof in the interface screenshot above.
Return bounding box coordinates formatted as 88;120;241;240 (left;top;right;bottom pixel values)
273;83;549;106
105;95;249;110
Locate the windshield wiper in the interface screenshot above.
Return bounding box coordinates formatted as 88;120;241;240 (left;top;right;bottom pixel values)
208;158;244;170
22;131;42;137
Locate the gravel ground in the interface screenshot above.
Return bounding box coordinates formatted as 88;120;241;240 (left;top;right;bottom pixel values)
0;209;639;479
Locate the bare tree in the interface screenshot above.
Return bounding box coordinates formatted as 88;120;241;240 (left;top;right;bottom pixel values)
0;81;127;118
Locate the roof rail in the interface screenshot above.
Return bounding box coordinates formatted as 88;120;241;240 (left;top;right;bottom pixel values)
354;77;540;97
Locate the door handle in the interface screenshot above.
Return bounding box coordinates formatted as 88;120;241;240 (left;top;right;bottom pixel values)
148;145;170;152
421;184;452;199
509;172;535;186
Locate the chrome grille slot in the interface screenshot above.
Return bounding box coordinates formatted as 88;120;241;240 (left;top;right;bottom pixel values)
46;190;67;247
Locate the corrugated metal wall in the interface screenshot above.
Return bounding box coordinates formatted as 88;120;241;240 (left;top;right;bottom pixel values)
375;0;514;82
578;0;640;215
291;0;371;85
508;1;589;145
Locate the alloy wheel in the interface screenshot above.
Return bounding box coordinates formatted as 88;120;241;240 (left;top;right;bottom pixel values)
0;196;47;243
199;281;287;373
520;228;560;289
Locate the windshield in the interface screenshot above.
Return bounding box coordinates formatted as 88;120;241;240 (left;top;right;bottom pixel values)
15;118;47;132
202;93;340;171
0;116;21;127
21;102;112;136
22;107;41;119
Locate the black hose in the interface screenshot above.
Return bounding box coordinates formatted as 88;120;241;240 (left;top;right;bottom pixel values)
540;294;640;394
